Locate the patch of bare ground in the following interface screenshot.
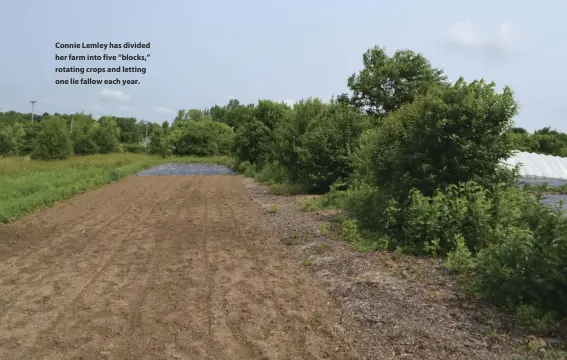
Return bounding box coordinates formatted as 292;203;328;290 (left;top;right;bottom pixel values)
243;178;566;360
0;175;359;359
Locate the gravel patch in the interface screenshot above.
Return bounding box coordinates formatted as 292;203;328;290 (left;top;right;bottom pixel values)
137;163;235;176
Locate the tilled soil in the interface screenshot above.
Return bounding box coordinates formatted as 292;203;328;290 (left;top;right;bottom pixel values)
0;175;357;359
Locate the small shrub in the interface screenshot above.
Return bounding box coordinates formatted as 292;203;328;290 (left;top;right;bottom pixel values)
515;305;559;334
123;142;147;154
341;219;361;243
270;203;280;213
445;234;475;274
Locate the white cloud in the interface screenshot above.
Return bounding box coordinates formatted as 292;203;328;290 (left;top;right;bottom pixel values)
228;95;236;100
88;104;103;111
96;88;130;102
446;20;520;52
447;20;483;48
152;106;176;115
120;105;136;111
494;22;520;51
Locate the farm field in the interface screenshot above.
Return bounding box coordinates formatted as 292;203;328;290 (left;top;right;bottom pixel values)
0;154;231;223
0;163;564;359
0;174;355;359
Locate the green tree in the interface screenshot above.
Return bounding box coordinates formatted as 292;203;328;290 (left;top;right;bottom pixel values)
274;98;327;182
356;78;519;200
348;46;447;119
32;117;73;160
234;100;290;164
298;101;368;192
20;122;42;155
94;116;121;153
170;119;235;156
0;123;25;155
115;117;141;143
0;126;17;155
148;127;171;158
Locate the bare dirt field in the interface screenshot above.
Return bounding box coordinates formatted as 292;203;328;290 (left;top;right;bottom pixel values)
0;175;357;360
0;173;560;360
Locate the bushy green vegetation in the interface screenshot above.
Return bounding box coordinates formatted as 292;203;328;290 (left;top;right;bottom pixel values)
2;44;567;335
0;108;236;160
224;46;566;335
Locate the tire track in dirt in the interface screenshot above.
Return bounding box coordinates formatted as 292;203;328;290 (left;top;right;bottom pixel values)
204;176;355;360
219;184;271;358
205;177;266;360
121;176;202;359
226;183;313;359
203;177;214;359
118;175;213;359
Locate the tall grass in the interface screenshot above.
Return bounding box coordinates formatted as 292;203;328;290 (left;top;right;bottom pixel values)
0;154;231;223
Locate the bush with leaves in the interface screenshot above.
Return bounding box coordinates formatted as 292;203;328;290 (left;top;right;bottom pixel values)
19;122;42;156
342;177;567;330
273;98;327;183
296;101;368;192
170;119;234;156
148;127;171;158
234;100;290;165
0;123;25;155
74;135;99;155
469;187;567;323
355;78;519;201
122;142;147;154
94;116;121;154
32;116;73;160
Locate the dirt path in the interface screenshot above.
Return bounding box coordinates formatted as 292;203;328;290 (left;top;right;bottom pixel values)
0;175;356;360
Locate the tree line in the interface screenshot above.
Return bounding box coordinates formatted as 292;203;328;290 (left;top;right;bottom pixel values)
1;45;566;333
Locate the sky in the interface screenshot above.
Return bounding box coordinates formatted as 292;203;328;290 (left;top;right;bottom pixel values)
1;0;566;131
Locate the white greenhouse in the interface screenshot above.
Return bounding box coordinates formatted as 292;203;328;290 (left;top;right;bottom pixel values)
503;151;567;181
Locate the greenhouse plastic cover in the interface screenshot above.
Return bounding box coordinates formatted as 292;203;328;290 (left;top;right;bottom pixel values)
503;151;567;181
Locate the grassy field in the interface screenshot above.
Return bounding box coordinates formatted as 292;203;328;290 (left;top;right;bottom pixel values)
0;153;232;223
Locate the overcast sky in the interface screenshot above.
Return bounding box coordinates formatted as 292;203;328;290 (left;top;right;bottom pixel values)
1;0;566;131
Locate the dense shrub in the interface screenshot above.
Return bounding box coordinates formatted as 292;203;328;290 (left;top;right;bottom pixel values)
32;117;73;160
274;98;327;183
20;122;42;156
74;135;99;155
342;180;567;327
148;127;172;158
122;142;147;154
0;125;21;155
296;102;368;192
355;78;518;200
94;116;121;154
170;119;234;156
234;100;291;165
